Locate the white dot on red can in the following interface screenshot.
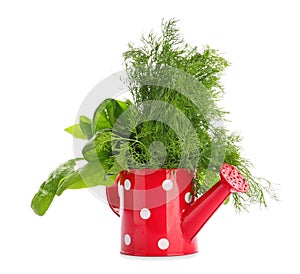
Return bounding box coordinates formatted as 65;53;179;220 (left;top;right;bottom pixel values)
158;238;169;250
140;208;151;219
124;234;131;246
162;179;173;191
185;192;192;203
124;179;131;190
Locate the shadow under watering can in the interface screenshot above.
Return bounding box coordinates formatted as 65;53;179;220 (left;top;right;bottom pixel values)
106;163;249;256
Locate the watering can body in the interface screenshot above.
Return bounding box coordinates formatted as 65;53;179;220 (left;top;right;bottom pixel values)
106;164;248;256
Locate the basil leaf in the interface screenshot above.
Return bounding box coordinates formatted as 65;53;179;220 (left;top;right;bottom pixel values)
82;141;98;162
92;99;131;133
57;161;114;195
31;159;78;216
103;173;119;188
82;130;113;170
106;159;123;175
64;124;87;140
102;160;124;186
79;115;93;139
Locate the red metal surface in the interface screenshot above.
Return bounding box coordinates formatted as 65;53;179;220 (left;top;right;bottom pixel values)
106;163;249;256
182;163;249;240
106;175;120;217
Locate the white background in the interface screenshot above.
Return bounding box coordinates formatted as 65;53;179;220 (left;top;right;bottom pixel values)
0;0;299;273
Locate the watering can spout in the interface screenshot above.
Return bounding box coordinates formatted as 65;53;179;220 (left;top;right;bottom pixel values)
181;163;249;241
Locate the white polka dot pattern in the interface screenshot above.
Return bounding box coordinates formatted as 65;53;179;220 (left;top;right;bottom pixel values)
124;179;131;190
184;192;192;203
140;208;151;219
117;169;200;256
162;179;173;191
124;234;131;246
158;238;169;250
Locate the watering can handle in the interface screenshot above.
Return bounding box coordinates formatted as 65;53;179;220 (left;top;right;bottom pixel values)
106;175;121;217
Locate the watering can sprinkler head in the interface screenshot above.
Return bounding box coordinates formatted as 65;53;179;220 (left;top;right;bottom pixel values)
219;163;249;193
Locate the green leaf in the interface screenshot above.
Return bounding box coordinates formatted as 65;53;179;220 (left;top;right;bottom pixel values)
92;99;131;133
31;159;78;216
82;140;98;162
57;161;115;195
103;173;119;187
102;160;124;186
79;115;93;139
106;159;123;175
82;130;113;170
64;124;87;140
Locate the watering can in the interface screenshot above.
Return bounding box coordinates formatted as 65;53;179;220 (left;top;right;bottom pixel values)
106;163;249;256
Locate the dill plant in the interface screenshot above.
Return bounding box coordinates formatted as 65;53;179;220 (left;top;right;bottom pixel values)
120;18;277;211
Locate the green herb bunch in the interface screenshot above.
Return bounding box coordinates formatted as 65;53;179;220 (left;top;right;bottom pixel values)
121;18;277;210
31;19;277;216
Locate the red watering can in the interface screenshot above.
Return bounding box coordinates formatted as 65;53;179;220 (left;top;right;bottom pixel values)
106;163;249;256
